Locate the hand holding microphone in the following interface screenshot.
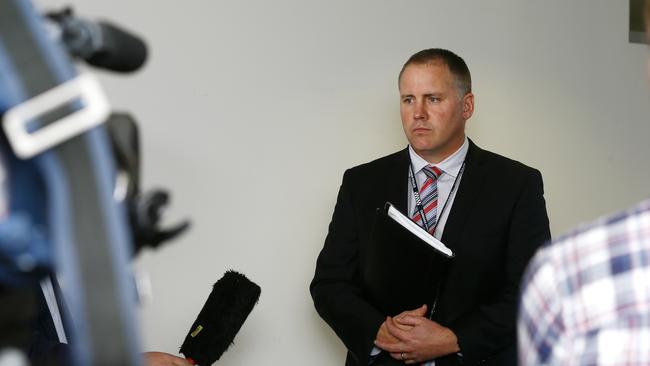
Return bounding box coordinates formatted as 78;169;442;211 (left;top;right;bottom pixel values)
145;352;193;366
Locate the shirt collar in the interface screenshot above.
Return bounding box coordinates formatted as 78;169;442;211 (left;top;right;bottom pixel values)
408;136;469;178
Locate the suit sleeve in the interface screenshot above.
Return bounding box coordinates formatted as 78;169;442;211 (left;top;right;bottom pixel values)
310;169;385;365
447;169;551;365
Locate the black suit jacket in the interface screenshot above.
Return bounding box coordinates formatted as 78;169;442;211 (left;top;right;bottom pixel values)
310;140;550;366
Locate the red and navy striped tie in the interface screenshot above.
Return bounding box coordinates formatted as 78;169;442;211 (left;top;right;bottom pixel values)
412;165;442;235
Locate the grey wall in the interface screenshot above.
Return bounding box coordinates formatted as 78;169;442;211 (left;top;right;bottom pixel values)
38;0;650;364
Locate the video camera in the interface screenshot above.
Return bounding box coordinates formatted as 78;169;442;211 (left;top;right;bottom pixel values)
0;4;189;365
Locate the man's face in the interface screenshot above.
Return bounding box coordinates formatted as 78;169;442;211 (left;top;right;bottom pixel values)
399;63;474;163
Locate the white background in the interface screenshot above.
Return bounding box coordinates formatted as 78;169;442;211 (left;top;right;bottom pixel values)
37;1;650;364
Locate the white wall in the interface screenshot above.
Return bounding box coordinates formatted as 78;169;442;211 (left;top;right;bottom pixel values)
37;0;650;364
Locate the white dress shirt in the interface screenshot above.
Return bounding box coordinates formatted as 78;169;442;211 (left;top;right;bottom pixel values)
407;137;468;240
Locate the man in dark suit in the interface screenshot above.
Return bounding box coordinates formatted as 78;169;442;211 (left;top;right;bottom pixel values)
310;48;550;366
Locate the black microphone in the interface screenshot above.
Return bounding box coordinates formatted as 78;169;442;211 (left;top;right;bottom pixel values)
180;271;261;365
46;8;148;73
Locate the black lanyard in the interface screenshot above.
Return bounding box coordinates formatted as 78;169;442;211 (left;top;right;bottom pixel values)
408;160;465;235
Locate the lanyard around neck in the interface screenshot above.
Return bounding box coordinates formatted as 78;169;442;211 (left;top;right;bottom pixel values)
408;160;466;235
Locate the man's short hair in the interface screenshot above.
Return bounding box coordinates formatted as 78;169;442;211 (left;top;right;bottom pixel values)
399;48;472;95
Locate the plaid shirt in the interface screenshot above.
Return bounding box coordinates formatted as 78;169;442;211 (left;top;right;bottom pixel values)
518;199;650;365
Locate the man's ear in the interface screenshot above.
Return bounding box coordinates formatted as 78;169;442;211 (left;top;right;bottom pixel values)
462;93;474;120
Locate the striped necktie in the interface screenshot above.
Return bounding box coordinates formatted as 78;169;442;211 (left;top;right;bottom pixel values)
412;165;442;235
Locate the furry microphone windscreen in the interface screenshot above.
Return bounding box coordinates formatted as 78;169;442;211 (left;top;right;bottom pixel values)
180;271;261;365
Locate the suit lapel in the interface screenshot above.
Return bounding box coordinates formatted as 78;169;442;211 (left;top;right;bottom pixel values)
382;142;487;246
441;140;488;250
384;147;410;214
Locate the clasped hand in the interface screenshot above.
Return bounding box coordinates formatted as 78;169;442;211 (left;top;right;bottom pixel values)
374;305;459;364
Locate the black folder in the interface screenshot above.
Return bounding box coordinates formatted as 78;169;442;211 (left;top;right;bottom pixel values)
360;202;454;317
